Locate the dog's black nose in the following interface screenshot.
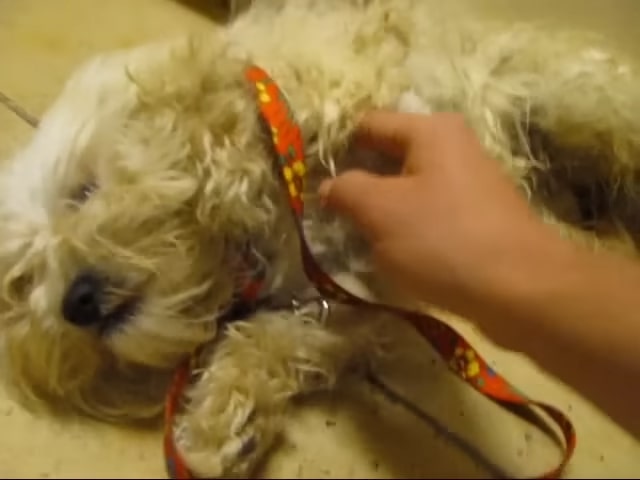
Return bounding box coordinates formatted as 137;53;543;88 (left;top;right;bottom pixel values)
62;272;104;327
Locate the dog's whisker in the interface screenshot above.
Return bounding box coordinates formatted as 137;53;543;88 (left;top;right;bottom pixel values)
0;90;39;128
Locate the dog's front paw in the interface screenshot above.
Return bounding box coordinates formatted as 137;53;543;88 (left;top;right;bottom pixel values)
170;310;355;478
186;405;277;478
174;378;284;478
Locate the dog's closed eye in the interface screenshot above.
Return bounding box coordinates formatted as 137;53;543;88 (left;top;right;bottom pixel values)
70;181;98;205
3;272;34;304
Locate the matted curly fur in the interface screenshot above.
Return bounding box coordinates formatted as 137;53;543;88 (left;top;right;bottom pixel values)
1;0;640;477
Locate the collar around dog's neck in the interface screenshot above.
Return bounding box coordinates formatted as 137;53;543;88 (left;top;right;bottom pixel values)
219;241;269;324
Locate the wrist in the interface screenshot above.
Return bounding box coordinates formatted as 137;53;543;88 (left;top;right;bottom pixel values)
467;220;582;349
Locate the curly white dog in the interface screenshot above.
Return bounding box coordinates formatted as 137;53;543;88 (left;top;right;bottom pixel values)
1;0;639;477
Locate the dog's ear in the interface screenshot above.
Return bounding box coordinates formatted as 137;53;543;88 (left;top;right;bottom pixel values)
189;138;280;239
123;36;281;239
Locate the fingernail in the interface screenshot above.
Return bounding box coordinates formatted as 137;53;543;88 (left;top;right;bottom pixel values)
318;179;333;208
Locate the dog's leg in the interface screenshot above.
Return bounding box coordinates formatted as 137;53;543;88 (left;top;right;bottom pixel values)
173;304;390;478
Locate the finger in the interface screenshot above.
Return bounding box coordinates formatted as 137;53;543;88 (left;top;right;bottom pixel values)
319;169;399;240
353;110;434;173
353;110;417;156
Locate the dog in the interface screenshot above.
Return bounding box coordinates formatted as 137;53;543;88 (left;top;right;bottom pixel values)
1;0;639;477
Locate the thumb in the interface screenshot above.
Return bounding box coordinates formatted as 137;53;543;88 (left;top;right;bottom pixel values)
318;169;390;236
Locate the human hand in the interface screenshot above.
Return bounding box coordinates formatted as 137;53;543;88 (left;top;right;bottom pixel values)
318;111;555;322
319;111;640;434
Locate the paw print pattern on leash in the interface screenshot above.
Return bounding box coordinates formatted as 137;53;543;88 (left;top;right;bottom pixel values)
249;70;306;216
451;346;481;380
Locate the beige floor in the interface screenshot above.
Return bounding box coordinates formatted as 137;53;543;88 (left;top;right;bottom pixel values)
1;1;639;478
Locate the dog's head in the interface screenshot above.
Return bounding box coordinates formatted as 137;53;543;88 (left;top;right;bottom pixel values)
0;36;283;421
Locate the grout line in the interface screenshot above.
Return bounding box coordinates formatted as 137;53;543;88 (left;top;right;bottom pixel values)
0;90;38;128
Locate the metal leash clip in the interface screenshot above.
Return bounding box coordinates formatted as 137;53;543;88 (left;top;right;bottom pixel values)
290;295;332;324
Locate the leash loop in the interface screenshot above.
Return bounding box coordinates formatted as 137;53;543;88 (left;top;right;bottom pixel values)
291;295;332;323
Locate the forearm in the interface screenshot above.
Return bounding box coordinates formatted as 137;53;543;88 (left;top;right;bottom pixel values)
479;228;640;435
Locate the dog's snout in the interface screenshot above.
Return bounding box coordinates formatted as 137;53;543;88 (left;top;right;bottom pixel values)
62;272;104;327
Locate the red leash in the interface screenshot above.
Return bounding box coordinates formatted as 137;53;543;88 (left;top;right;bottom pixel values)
163;64;577;479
